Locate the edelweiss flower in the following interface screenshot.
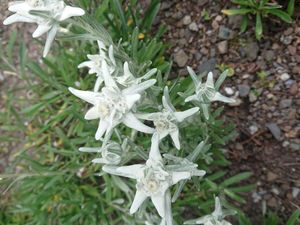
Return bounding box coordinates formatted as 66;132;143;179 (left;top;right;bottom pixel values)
184;197;235;225
69;61;155;140
3;0;85;57
115;62;157;87
79;141;123;165
103;135;206;225
185;67;235;119
138;87;199;149
78;41;116;92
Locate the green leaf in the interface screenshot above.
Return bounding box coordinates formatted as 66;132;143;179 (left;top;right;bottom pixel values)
141;0;161;30
240;15;248;33
286;208;300;225
231;0;256;7
224;189;245;203
287;0;295;16
220;172;252;187
222;9;253;16
266;9;292;23
131;27;139;60
255;13;263;40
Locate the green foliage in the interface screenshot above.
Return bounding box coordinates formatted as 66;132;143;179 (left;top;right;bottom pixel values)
222;0;293;40
238;209;300;225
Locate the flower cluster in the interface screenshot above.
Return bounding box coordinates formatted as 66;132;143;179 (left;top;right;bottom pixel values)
3;1;237;224
3;0;85;57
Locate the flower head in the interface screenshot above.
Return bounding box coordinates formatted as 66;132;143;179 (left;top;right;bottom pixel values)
138;86;199;149
78;41;116;92
103;134;206;225
69;61;156;140
184;197;236;225
3;0;85;57
185;67;235;120
79;141;123;165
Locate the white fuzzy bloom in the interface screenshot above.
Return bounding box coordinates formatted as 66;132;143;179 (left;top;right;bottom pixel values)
185;67;235;120
69;61;155;140
184;197;235;225
79;141;122;165
78;41;116;92
115;62;157;87
138;86;199;149
103;135;206;225
3;0;85;57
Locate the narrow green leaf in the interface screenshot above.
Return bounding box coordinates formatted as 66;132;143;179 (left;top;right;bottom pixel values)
287;0;295;16
286;208;300;225
222;9;253;16
266;9;293;23
240;16;248;33
221;172;252;187
255;13;263;40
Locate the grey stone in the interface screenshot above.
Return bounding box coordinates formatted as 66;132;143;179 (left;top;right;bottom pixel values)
244;42;259;61
280;35;293;45
228;15;243;29
280;73;290;81
183;15;192;25
189;22;199;32
238;84;250;97
279;99;292;108
218;25;233;40
263;50;275;62
197;58;216;74
266;123;282;141
174;49;188;67
290;143;300;151
249;92;257;102
217;40;228;54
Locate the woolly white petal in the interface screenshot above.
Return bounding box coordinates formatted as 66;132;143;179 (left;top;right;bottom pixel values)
201;103;210;120
32;24;51;38
187;66;200;87
141;68;157;80
123;79;156;95
174;107;199;122
95;120;108;140
212;197;222;217
78;61;94;69
212;92;236;103
43;25;58;57
162;86;175;112
3;14;35;25
135;113;159;121
108;45;116;65
123;112;154;134
130;190;148;214
59;6;85;21
206;72;215;88
102;60;117;88
78;147;101;152
84;107;99;120
170;129;180;150
149;133;162;161
68;87;98;105
124;62;134;79
8;2;31;12
94;76;104;92
125;94;141;109
171;171;191;185
116;164;144;179
151;194;166;218
185;94;198;103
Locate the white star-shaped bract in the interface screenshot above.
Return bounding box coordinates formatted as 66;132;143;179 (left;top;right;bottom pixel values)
69;61;156;140
3;0;85;57
78;40;116;92
115;62;157;87
103;135;206;225
185;67;235;120
184;197;235;225
138;86;199;149
79;141;123;165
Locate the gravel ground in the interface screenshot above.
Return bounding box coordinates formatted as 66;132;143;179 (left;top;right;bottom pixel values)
156;0;300;222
